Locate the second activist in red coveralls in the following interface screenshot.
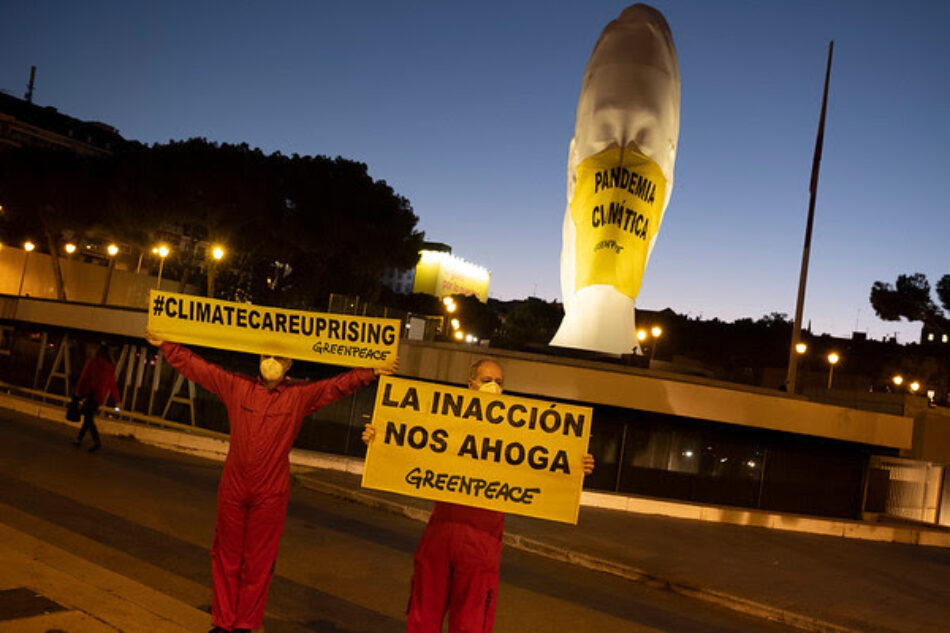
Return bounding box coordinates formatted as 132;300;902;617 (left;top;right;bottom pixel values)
363;359;594;633
146;330;394;633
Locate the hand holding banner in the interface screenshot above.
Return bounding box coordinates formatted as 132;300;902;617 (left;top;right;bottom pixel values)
147;290;400;368
362;376;593;524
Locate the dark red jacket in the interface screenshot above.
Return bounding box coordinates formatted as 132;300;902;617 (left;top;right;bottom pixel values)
161;342;375;496
76;356;121;407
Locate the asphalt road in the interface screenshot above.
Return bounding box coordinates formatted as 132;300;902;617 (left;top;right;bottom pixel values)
0;410;804;633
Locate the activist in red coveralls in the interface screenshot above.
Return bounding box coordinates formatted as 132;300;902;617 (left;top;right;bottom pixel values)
363;359;594;633
146;329;395;633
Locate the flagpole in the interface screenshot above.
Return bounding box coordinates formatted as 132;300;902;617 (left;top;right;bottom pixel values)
786;41;834;393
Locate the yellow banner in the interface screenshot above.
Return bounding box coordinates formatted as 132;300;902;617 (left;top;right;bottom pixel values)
362;376;592;524
147;290;399;368
571;146;668;299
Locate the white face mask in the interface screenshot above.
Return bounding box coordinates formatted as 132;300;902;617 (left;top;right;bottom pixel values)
478;381;503;395
260;358;286;383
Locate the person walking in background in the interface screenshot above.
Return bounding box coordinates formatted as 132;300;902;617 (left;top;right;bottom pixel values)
73;342;120;453
145;329;395;633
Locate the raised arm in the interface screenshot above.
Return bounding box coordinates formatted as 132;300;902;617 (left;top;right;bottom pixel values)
300;368;377;415
146;330;236;400
300;357;397;414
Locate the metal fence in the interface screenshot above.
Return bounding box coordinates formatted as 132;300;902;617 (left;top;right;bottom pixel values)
869;455;947;526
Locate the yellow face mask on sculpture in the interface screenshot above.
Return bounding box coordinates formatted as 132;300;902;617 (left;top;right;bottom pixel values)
570;146;667;300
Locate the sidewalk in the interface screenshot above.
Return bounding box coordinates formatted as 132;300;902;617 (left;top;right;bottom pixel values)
293;467;950;633
0;521;208;633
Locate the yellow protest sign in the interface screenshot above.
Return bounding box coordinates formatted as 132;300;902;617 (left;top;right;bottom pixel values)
570;146;668;299
362;376;593;524
147;290;399;368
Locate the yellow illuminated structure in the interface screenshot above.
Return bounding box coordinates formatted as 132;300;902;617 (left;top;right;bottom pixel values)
412;249;490;302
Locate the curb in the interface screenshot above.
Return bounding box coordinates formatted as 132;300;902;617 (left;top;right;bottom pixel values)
294;476;867;633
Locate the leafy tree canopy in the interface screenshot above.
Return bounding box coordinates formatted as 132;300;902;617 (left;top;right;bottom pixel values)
0;139;423;307
870;273;949;333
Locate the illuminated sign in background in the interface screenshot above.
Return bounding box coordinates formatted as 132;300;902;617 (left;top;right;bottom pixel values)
413;250;490;302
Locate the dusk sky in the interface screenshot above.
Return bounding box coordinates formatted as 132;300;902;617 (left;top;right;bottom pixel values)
2;1;947;344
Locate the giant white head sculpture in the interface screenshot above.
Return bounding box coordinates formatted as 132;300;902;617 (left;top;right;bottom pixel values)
550;4;681;355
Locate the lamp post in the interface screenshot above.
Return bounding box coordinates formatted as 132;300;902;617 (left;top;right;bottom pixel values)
154;245;169;289
442;296;459;342
650;326;663;360
827;352;839;389
18;241;34;295
910;381;921;394
636;328;648;355
784;342;808;393
101;244;119;304
892;375;904;389
636;327;663;360
208;245;225;298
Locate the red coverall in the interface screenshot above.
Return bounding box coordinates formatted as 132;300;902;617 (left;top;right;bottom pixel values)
407;501;504;633
161;342;375;631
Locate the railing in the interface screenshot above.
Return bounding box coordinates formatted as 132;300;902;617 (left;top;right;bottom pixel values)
869;455;946;525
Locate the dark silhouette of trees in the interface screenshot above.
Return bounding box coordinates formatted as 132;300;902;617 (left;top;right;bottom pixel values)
870;273;950;334
0;147;111;299
446;293;500;341
1;139;423;308
492;297;564;349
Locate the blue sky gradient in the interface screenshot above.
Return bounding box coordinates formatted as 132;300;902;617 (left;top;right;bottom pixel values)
2;1;947;342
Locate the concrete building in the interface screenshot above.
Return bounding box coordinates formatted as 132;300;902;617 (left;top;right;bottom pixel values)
381;242;491;302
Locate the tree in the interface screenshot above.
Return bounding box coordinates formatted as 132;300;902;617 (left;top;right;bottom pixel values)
0;147;109;299
445;294;500;341
493;297;564;348
265;154;423;308
2;139;424;309
870;273;949;333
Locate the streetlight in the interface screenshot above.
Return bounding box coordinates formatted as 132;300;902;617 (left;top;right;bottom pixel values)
454;330;464;341
208;245;225;298
827;352;840;389
650;326;663;360
18;241;34;295
154;245;169;289
64;243;76;255
892;375;904;388
795;342;807;355
910;381;921;394
101;243;119;304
